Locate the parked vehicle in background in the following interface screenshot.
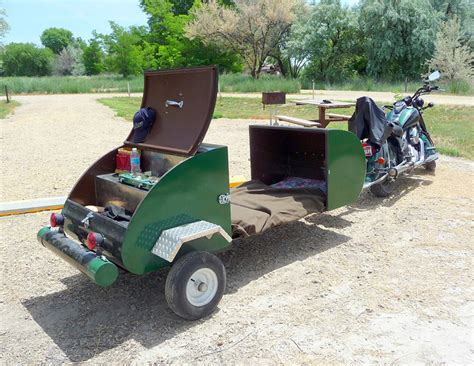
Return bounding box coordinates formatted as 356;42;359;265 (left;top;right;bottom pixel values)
350;71;441;197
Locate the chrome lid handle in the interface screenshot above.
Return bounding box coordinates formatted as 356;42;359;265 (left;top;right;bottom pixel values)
165;100;184;109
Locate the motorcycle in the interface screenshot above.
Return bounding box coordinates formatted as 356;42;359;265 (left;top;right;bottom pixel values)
352;71;441;197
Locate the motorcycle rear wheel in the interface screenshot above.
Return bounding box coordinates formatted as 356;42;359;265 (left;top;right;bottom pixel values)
424;160;436;172
370;179;396;197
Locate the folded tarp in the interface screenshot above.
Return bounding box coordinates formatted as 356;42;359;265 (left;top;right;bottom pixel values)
231;180;325;237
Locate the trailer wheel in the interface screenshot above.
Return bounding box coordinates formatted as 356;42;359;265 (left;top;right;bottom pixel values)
165;251;226;320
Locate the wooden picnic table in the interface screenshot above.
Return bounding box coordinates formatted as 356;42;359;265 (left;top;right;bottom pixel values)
292;99;356;128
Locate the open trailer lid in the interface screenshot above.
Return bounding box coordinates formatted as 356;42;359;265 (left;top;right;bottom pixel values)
125;66;218;156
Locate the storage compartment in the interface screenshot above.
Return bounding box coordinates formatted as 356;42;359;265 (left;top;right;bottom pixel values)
95;174;146;213
69;148;185;211
249;125;327;185
229;125;329;238
248;125;366;211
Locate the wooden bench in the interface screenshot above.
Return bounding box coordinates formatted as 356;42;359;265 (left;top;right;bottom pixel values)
274;115;321;128
327;113;352;120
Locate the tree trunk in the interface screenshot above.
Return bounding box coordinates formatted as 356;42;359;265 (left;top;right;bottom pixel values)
275;57;288;78
255;61;264;79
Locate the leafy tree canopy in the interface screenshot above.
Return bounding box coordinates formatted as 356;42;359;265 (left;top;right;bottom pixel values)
300;0;364;82
40;27;74;54
360;0;440;79
83;39;104;75
0;8;9;46
429;17;473;81
140;0;242;72
53;44;84;76
186;0;299;78
100;22;144;77
2;43;53;76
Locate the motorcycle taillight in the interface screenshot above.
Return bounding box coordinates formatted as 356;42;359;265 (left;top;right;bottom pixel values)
362;142;373;157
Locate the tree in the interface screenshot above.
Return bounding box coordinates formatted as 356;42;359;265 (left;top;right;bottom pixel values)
431;0;474;49
360;0;440;79
53;44;84;76
186;0;298;78
143;0;235;15
40;27;74;54
296;0;363;82
140;0;243;72
101;22;143;77
429;17;473;81
2;43;53;76
0;8;9;46
83;39;104;75
275;4;312;78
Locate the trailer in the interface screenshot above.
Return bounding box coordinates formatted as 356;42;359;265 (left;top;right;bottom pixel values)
37;66;366;320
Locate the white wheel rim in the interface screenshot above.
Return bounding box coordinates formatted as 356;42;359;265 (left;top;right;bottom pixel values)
186;268;218;307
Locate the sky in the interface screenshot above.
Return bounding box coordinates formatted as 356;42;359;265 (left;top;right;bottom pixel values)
2;0;360;45
3;0;148;45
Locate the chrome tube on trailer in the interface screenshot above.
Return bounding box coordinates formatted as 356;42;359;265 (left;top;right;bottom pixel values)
37;227;118;287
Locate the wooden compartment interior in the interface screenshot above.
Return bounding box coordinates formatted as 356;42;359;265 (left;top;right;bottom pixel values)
69;147;185;212
249;125;327;185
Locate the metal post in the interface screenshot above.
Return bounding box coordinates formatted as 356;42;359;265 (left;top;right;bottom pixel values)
127;82;130;97
4;85;10;103
404;77;408;93
312;80;315;100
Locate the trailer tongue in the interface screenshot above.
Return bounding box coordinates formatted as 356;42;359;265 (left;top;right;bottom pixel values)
37;66;366;320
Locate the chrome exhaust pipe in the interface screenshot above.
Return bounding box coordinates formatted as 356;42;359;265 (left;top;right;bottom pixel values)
363;173;389;189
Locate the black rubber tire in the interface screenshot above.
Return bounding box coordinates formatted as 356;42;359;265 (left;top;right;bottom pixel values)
424;160;436;172
165;251;226;320
370;179;396;197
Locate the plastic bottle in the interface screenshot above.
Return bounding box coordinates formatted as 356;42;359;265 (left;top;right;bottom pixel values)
130;148;141;175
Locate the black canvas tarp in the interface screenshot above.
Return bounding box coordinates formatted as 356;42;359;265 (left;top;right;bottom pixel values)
348;96;390;147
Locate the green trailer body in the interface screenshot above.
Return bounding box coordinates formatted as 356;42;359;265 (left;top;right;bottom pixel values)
122;145;231;275
37;66;366;319
326;129;366;210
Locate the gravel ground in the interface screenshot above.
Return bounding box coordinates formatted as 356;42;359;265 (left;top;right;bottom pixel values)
0;95;473;364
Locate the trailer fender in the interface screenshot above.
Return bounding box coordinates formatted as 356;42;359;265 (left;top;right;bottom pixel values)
151;220;232;262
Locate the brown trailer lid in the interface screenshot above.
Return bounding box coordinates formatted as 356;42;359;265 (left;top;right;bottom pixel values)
125;66;218;156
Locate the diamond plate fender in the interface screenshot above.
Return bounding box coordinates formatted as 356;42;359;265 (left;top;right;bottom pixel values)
151;220;232;262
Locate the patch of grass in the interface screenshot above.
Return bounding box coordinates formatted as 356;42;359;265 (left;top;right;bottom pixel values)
220;73;301;93
446;80;472;95
301;78;473;96
4;73;472;96
98;96;474;160
1;73;301;95
422;105;474;160
98;97;140;120
0;75;143;94
0;100;20;118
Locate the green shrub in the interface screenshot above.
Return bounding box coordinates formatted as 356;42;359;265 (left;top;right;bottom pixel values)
2;43;54;76
447;80;471;95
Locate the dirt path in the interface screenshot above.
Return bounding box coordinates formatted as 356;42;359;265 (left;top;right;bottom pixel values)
0;94;256;202
0;95;473;364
